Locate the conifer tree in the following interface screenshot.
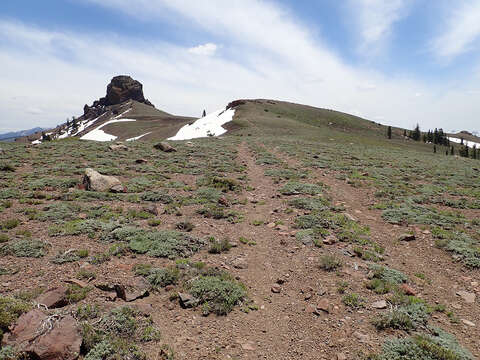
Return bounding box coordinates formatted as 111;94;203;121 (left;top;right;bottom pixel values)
412;124;421;141
422;133;427;143
202;110;206;117
433;145;437;153
387;126;392;139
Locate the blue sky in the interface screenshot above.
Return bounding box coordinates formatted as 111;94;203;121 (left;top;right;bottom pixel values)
1;0;480;133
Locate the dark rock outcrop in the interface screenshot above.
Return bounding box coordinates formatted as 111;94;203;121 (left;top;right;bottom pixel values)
83;75;154;117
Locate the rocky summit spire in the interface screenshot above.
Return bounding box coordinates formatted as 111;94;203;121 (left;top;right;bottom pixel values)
83;75;154;118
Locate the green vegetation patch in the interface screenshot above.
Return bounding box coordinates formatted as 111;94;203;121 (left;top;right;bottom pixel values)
288;197;330;211
280;181;324;195
128;229;205;259
376;328;474;360
432;228;480;268
0;239;47;258
188;272;247;315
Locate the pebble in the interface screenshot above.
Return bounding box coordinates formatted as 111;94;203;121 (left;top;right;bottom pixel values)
456;290;476;304
271;284;282;293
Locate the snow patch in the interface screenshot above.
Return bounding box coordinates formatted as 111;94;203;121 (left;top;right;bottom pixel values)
448;137;480;148
126;132;152;142
80;119;136;142
168;109;235;141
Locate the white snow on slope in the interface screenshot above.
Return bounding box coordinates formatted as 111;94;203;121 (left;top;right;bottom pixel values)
168;109;235;141
126;132;152;142
80;119;136;141
448;137;480;148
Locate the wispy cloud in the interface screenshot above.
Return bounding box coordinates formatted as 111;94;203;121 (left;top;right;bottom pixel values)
432;1;480;60
0;1;480;133
348;0;411;56
188;43;218;56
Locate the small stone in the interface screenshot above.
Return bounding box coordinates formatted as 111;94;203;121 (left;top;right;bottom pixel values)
398;233;416;241
178;292;199;308
165;285;175;292
353;331;370;343
241;342;255;351
461;319;476;327
35;287;68;309
316;299;330;313
135;158;148;164
276;225;289;231
232;258;248;269
108;143;128;151
143;205;158;215
304;293;312;300
422;230;431;235
154;142;176;152
456;290;476;304
323;236;337;245
336;353;347;360
271;284;282;293
267;222;276;229
371;300;387;309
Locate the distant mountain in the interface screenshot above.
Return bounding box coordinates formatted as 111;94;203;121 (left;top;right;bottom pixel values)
0;127;46;141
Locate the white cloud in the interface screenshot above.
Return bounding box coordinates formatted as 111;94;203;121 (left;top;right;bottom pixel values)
432;1;480;60
188;43;218;56
348;0;411;55
0;1;480;133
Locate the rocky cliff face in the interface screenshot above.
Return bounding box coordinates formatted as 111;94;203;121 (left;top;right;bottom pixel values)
83;75;154;118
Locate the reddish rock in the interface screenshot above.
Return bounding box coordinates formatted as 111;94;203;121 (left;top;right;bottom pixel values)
35;287;68;309
400;284;416;296
316;299;330;313
2;309;81;360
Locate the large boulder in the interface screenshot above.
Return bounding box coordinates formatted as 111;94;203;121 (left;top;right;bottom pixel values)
2;309;82;360
82;168;124;193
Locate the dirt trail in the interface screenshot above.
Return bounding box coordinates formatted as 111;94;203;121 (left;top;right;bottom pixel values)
149;142;383;359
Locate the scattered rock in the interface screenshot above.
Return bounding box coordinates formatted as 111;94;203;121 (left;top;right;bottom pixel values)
266;222;276;229
232;258;248;269
398;233;416;242
271;284;282;293
35;287;68;309
241;342;255;351
83;168;124;193
336;352;347;360
218;196;229;207
114;277;150;302
371;300;387;309
461;319;476;327
178;292;199;308
400;283;416;296
143;204;158;216
344;213;356;222
154;142;176;152
276;225;289;232
353;331;370;343
323;236;337;245
316;299;330;313
422;230;431;235
65;279;89;288
2;309;82;360
135;158;148;164
456;290;476;304
108;143;128;151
